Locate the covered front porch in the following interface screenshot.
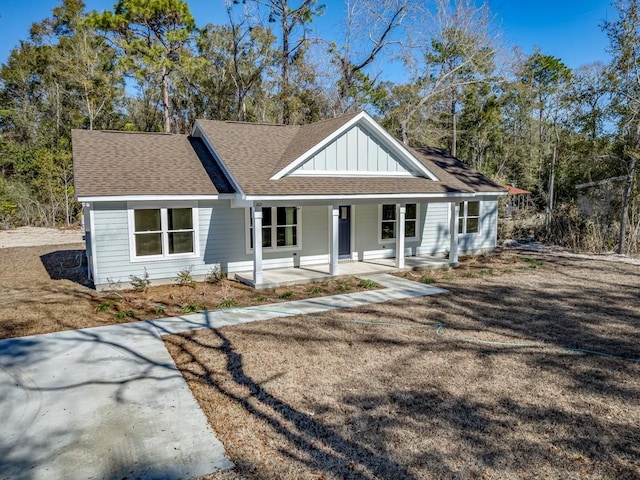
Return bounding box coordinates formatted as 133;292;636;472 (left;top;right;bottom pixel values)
244;201;462;289
235;255;450;289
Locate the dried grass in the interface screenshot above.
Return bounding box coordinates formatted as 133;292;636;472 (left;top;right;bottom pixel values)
165;255;640;480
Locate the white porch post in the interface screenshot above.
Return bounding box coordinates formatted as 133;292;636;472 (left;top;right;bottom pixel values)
449;201;460;267
252;205;264;285
396;203;406;268
329;205;339;275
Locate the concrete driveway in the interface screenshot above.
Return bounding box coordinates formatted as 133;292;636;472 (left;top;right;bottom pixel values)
0;274;446;479
0;321;232;480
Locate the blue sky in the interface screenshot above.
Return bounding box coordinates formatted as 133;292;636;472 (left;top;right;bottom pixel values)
0;0;615;71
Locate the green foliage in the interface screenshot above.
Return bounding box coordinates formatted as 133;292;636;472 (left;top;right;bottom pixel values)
95;300;115;312
179;302;206;313
358;279;379;289
205;265;224;284
420;274;435;284
480;268;494;276
306;285;324;295
217;299;238;309
129;268;151;292
174;267;195;288
337;282;351;292
114;309;135;319
90;0;196;132
278;291;295;299
153;304;166;316
522;257;543;269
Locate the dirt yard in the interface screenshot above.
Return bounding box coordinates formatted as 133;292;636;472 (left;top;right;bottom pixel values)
165;254;640;480
1;230;638;478
0;242;384;339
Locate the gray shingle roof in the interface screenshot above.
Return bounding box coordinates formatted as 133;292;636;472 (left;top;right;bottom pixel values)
72;130;234;197
197;116;504;196
72;113;504;198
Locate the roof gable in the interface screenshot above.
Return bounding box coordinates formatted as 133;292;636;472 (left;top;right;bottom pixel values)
271;112;439;180
290;123;412;177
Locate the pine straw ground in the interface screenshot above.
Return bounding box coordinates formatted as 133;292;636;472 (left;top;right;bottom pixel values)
164;254;640;480
0;244;377;339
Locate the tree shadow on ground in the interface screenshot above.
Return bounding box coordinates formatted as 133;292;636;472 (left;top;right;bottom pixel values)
166;255;639;479
166;320;416;479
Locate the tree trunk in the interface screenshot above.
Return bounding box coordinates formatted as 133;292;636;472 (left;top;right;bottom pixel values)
281;19;291;125
451;97;457;157
162;65;171;133
545;143;557;227
618;154;637;254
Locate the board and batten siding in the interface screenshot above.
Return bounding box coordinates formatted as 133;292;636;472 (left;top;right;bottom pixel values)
297;124;409;174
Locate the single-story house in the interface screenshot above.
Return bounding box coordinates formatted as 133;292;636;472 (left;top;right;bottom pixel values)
72;111;505;289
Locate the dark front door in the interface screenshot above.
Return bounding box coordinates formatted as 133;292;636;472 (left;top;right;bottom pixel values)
338;205;351;257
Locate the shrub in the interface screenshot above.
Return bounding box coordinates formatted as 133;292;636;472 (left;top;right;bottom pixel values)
338;282;351;292
95;301;114;313
358;279;379;289
179;302;206;313
218;299;238;309
420;274;435;284
175;267;196;288
205;265;224;284
307;285;324;295
129;268;151;292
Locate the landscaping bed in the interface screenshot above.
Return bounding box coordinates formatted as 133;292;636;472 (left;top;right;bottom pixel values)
0;243;379;339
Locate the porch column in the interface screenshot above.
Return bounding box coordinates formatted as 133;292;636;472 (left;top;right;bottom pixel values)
329;205;339;275
449;201;460;267
396;203;406;269
252;205;263;285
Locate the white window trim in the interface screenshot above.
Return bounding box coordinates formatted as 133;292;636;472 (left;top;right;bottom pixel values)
458;201;481;235
378;203;420;244
127;201;199;262
245;207;302;254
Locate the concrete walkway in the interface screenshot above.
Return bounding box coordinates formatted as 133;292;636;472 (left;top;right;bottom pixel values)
0;274;446;480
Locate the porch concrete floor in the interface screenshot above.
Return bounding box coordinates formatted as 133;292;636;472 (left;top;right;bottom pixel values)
235;256;450;288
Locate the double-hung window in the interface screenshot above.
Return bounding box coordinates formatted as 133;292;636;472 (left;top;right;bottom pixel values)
130;205;197;260
458;201;480;234
379;203;419;243
248;207;300;250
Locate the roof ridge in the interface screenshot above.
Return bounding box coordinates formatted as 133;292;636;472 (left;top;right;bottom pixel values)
196;118;299;128
82;130;177;136
299;111;362;128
